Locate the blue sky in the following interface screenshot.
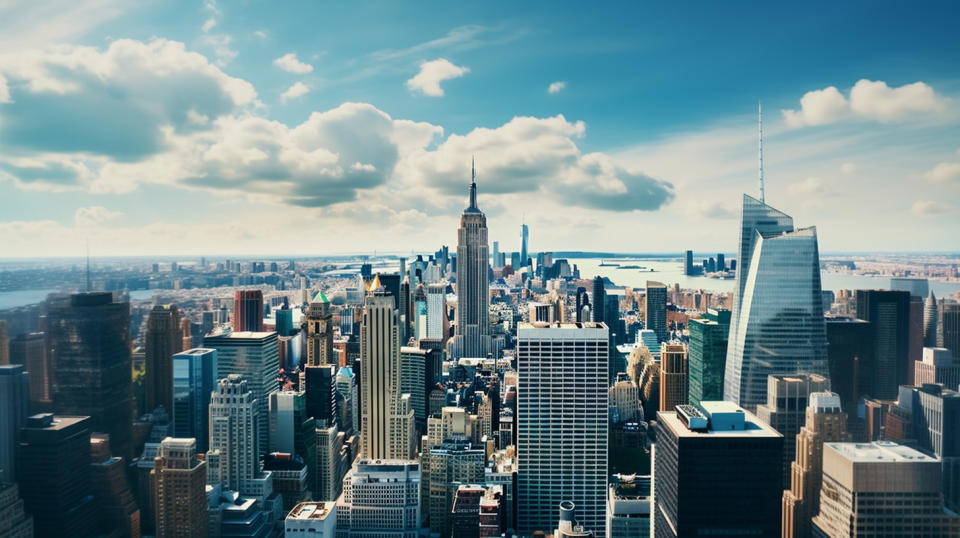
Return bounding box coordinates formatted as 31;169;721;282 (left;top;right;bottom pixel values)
1;0;958;257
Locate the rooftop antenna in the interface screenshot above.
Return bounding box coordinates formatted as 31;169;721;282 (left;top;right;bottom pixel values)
758;100;765;203
85;240;91;292
468;156;478;209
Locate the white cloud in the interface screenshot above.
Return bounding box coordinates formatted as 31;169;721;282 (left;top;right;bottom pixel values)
281;81;309;102
841;162;857;175
783;79;949;128
202;18;217;32
75;205;123;226
273;52;313;74
911;200;952;217
923;162;960;183
782;86;849;127
406;59;469;97
200;33;237;66
253;30;267;39
548;81;566;94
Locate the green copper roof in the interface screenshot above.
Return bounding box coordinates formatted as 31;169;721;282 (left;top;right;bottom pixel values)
311;290;328;303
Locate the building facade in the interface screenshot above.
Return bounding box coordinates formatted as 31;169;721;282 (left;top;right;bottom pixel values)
687;308;730;406
152;437;208;538
145;304;183;413
171;347;217;453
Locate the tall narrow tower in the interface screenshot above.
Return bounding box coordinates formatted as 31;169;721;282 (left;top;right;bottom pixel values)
758;100;765;203
452;162;493;359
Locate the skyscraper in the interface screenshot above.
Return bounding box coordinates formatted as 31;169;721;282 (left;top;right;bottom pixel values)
654;401;783;537
824;316;873;430
591;276;605;324
925;291;939;348
335;460;421;536
145;304;183;414
204;330;279;457
520;220;529;268
645;281;668;343
9;332;50;410
517;322;608;535
942;303;960;359
812;442;960;536
171;347;217;453
304;291;333;366
756;373;830;484
18;414;98;538
360;291;415;460
0;482;33;537
724;197;828;411
206;375;271;496
152;437;208;538
452;165;493;359
856;289;910;399
233;290;264;332
0;364;29;483
428;438;485;535
684;250;694;276
426;283;448;341
658;343;688;412
687;308;730;406
304;364;338;428
781;392;850;538
914;347;960;388
47;292;135;461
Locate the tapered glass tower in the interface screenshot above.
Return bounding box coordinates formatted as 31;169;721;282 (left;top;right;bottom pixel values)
724;195;828;410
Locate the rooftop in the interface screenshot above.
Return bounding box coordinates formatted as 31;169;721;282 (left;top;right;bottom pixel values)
661;402;782;439
518;321;606;330
827;441;938;463
287;501;335;521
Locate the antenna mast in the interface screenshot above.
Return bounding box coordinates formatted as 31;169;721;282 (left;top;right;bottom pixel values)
758;100;765;203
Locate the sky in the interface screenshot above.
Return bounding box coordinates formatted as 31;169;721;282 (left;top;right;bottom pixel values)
0;0;959;258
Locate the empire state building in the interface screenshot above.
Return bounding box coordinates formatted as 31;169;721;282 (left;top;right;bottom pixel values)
451;162;494;359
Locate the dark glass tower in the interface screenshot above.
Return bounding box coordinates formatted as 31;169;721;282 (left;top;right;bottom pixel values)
47;292;134;461
592;276;606;324
645;281;668;343
856;289;910;399
687;308;730;406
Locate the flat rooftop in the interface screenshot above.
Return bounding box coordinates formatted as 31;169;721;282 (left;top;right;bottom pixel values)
287;502;334;521
661;406;782;439
518;322;606;330
826;441;938;463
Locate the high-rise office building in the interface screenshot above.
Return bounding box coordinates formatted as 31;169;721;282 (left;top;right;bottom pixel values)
646;281;668;343
263;452;309;511
654;401;783;537
781;392;849;538
233;290;265;332
426;283;448;341
171;347;217;453
812;441;960;536
152;437;208;538
206;375;271;497
47;292;135;461
724;198;828;411
450;484;504;538
360;291;415;460
452;169;493;360
517;322;608;535
824;316;873;430
0;365;29;483
607;474;651;538
716;252;725;271
205;330;279;457
18;414;98;538
684;250;694;276
658;343;687;412
335;460;421;536
8;331;49;410
926;291;939;348
400;346;437;433
890;277;929;298
915;347;960;388
856;289;910;399
520;221;529;268
592;276;606;324
269;390;317;494
315;423;348;502
88;434;140;537
145;304;183;413
0;482;33;537
427;438;485;535
335;366;358;435
304;364;338;427
941;303;960;359
756;374;830;484
687;308;730;406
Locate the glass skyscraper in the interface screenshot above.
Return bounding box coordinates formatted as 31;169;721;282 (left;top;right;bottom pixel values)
724;195;828;410
172;347;218;453
688;308;730;406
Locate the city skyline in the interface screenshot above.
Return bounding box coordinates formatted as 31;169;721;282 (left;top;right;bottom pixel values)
1;2;959;258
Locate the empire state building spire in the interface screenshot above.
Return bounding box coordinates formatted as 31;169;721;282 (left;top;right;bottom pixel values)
452;159;493;359
467;156;479;211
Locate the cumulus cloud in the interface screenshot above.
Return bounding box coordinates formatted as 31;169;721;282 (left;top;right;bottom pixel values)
399;114;673;211
911;200;952;217
406;58;469;97
923;162;960;183
0;38;256;159
75;205;123;226
202;18;217;32
281;81;309;102
548;81;566;94
783;79;949;128
273;53;313;74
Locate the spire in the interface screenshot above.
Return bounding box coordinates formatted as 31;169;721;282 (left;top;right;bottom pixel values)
467;157;478;210
758;100;765;203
